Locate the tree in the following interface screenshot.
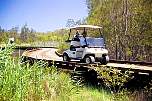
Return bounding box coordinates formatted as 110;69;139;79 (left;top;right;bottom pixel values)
66;18;87;28
20;24;36;43
86;0;152;62
66;19;75;27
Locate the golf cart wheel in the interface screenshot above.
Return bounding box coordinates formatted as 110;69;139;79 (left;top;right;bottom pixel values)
101;60;107;65
63;53;70;61
84;56;95;64
100;56;109;65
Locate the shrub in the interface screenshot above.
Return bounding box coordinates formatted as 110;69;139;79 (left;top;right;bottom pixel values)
95;65;135;101
96;66;133;93
57;42;70;54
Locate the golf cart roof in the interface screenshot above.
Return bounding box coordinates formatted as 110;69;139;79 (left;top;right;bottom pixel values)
70;25;102;30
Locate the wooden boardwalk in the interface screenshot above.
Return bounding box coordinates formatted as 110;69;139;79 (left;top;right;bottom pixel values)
22;48;152;74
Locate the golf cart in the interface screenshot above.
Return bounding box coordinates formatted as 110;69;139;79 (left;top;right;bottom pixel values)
63;25;109;64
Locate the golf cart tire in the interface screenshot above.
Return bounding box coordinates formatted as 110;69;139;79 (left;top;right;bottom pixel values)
101;61;107;65
63;53;70;61
100;57;108;65
84;56;95;64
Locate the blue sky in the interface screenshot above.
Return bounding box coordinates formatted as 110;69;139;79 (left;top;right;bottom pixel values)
0;0;88;32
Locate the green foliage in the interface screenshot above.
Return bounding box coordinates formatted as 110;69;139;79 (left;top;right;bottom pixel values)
86;0;152;61
37;31;68;42
0;44;78;101
57;42;70;54
0;25;70;48
95;66;135;101
96;66;133;93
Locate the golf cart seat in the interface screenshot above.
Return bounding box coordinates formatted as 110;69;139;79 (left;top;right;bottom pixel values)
70;40;81;47
72;36;80;41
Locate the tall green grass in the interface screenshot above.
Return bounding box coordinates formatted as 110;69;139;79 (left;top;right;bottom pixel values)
0;44;136;101
0;44;78;101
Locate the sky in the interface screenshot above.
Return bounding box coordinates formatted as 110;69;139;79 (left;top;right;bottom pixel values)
0;0;88;32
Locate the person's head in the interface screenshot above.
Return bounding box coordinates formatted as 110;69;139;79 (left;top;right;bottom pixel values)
76;30;79;35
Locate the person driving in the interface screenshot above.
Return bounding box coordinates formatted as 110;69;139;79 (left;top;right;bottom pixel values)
75;30;79;36
73;30;80;41
82;30;87;37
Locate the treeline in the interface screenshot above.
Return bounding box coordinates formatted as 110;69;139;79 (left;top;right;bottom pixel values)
0;24;36;44
86;0;152;62
0;18;87;45
0;25;68;45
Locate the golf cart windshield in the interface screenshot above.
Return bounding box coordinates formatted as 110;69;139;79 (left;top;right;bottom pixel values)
80;37;105;48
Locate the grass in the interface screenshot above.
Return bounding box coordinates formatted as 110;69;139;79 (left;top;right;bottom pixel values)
1;44;151;101
71;87;112;101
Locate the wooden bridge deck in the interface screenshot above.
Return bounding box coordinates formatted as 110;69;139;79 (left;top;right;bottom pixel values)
21;48;152;74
